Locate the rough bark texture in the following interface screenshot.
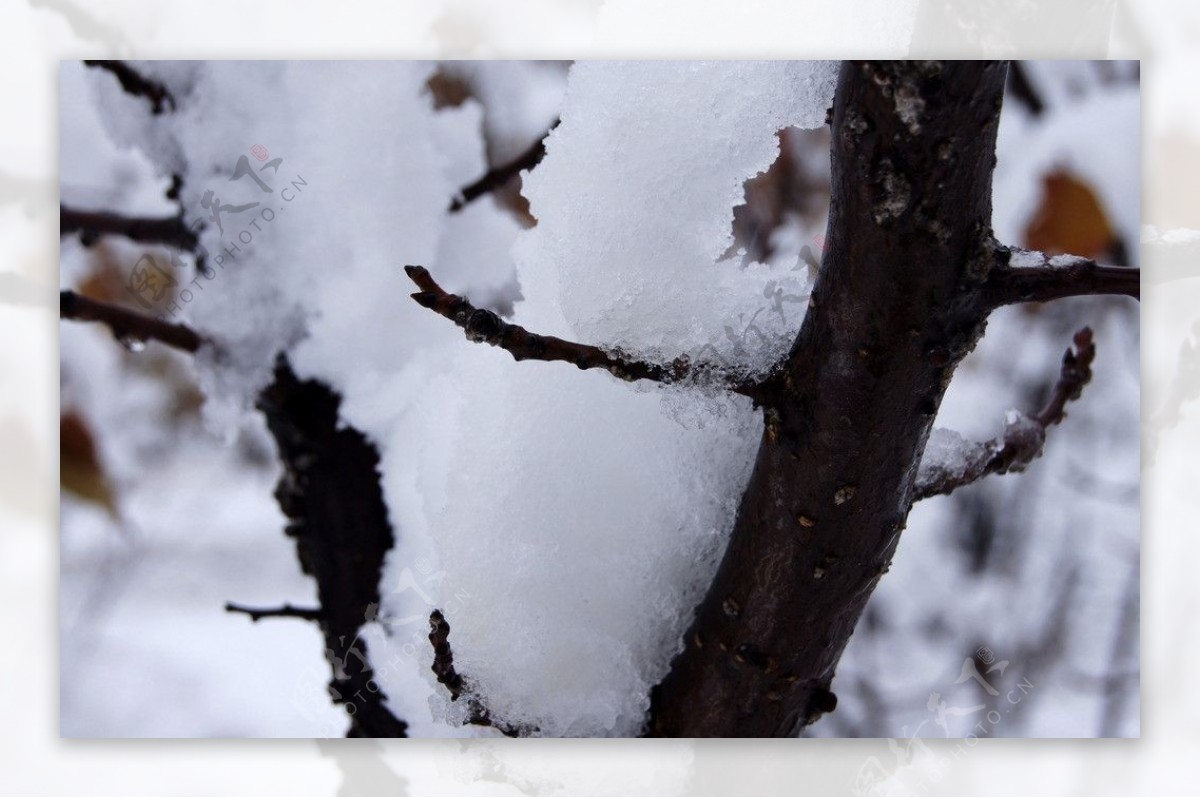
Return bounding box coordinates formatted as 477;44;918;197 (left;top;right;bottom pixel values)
64;58;1137;739
647;61;1010;737
257;357;408;737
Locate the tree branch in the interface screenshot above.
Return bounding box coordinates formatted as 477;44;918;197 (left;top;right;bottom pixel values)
985;247;1139;306
83;59;176;114
61;205;198;251
60;289;203;353
224;602;323;623
449;119;559;212
428;610;528;737
914;327;1096;501
1006;61;1044;116
257;357;409;738
404;265;764;399
647;59;1013;738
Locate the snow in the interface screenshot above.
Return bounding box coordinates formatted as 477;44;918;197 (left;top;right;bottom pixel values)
992;68;1140;264
1008;247;1047;269
372;60;837;736
436;61;567;165
1049;253;1089;267
58;321;342;737
64;58;518;735
60;59;1138;740
83;61;514;432
69;59;833;737
918;426;985;485
516;60;837;379
59;64;176;217
386;352;759;735
812;60;1140;740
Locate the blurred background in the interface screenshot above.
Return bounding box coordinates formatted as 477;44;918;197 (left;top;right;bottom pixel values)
56;59;1139;740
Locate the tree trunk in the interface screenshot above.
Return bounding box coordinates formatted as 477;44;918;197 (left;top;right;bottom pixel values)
648;60;1010;737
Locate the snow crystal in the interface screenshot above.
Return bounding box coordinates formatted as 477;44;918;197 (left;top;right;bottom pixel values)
437;61;567;165
383;347;760;737
72;60;835;738
1049;253;1090;267
918;426;985;483
60;63;177;217
61;58;1140;741
375;61;838;736
1007;247;1047;269
516;60;838;379
82;61;513;428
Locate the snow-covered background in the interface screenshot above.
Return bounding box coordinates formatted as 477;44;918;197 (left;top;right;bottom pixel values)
58;60;1138;739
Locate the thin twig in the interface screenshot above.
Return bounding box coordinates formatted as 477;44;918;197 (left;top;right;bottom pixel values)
404;265;764;399
449;119;559;212
1006;62;1044;116
428;610;467;700
915;327;1096;501
984;247;1139;306
83;60;175;114
1032;328;1097;426
61;205;198;251
428;610;528;737
60;290;203;353
224;602;323;623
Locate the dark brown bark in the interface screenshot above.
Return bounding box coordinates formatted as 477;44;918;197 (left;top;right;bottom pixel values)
256;357;408;737
83;60;176;114
59;288;410;736
914;327;1096;501
646;61;1010;737
60;289;202;353
982;249;1140;305
1006;61;1044;116
59;58;1141;739
404;265;764;399
60;205;199;251
223;602;323;622
428;610;529;737
449;120;559;212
